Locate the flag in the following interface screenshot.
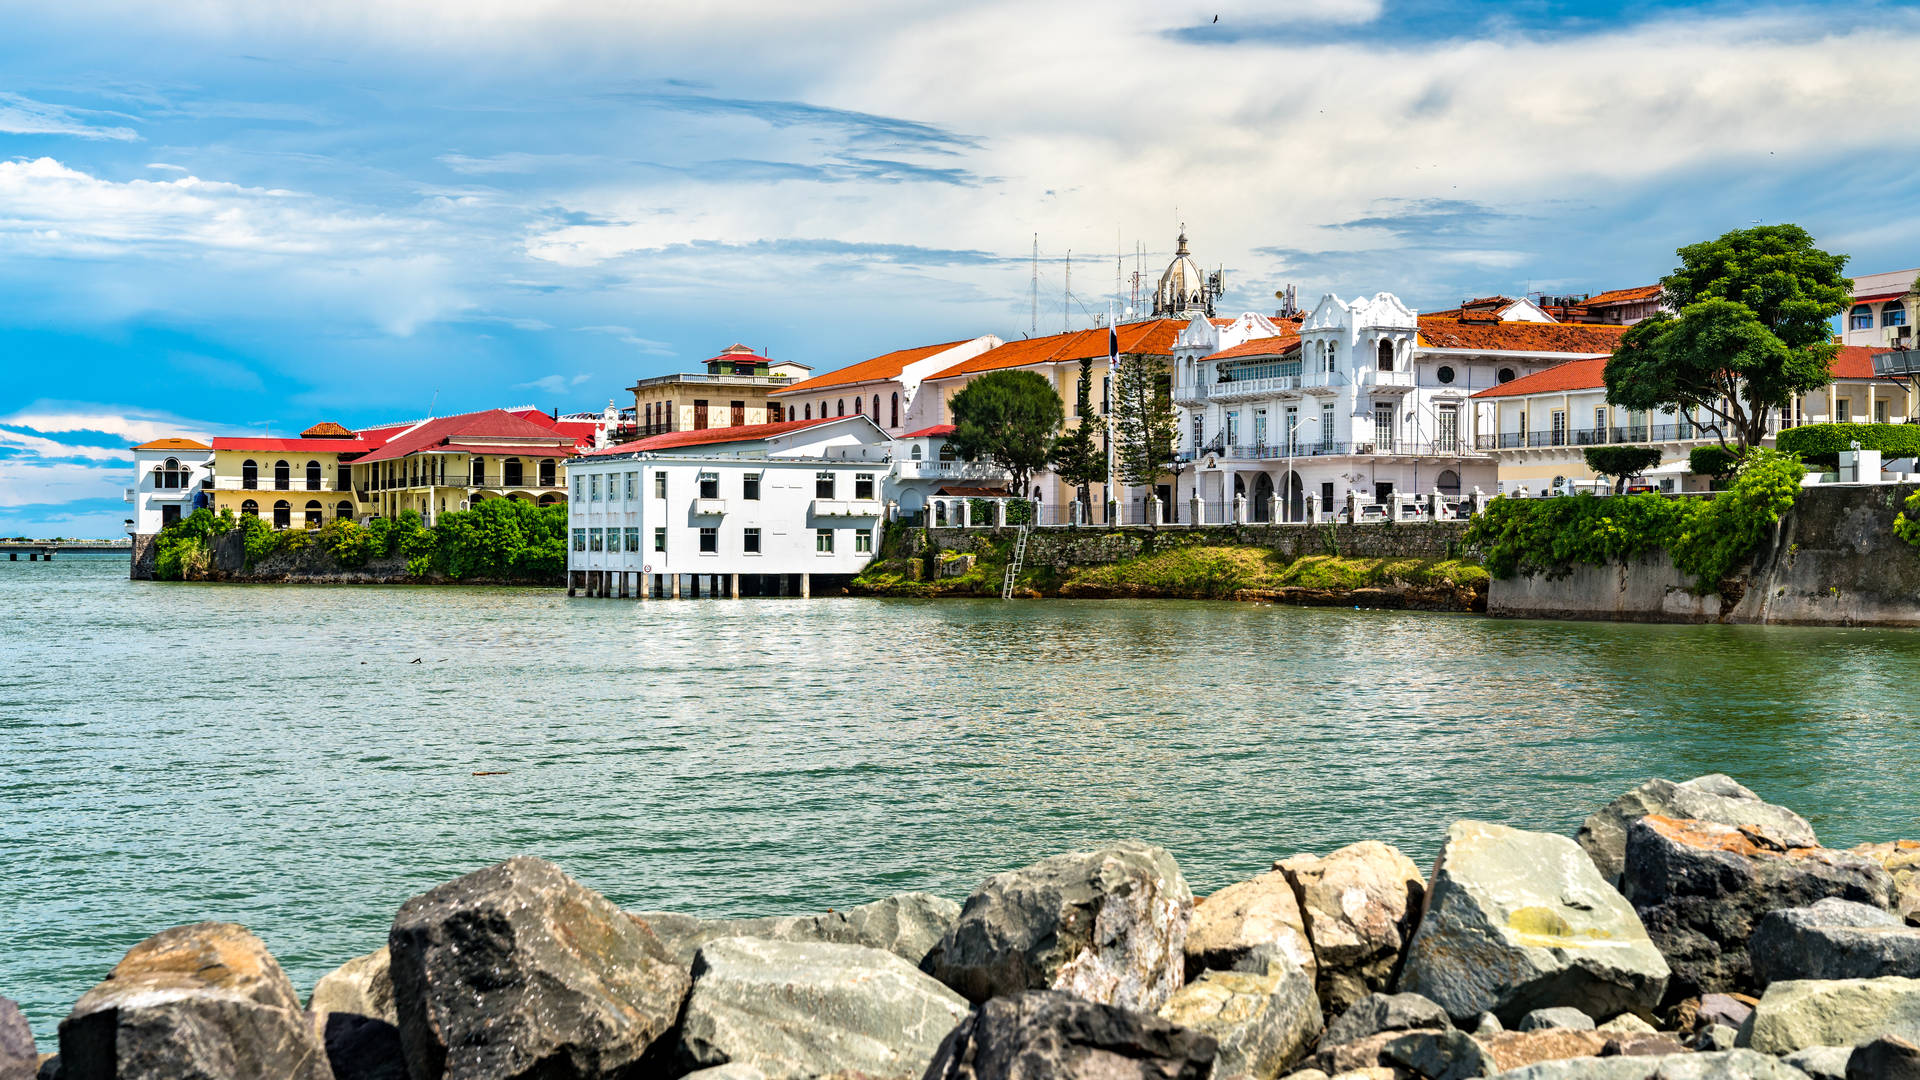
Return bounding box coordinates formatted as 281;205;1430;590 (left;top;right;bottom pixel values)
1108;322;1119;365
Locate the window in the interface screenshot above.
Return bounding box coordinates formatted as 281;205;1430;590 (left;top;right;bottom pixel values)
1285;406;1299;452
743;473;761;500
273;500;291;529
590;474;601;501
655;472;667;498
338;465;351;491
872;394;880;420
1226;411;1240;446
241;499;259;518
1878;400;1890;424
1550;409;1567;445
911;444;923;460
743;527;761;553
855;473;875;500
1320;403;1334;449
1374;405;1394;451
336;500;353;520
625;472;636;500
1835;399;1851;423
654;527;667;553
731;400;745;426
625;527;640;552
1324;341;1337;373
837;398;846;417
1886;303;1908;328
1253;408;1268;447
938;440;956;462
815;471;834;498
1595;406;1608;434
300;501;318;526
1498;367;1517;384
816;528;835;553
1191;413;1204;450
503;458;523;487
804;403;812;420
242;459;258;489
590;528;603;551
1436;365;1455;385
699;471;720;499
699;527;718;553
854;396;863;416
769;402;784;422
472;457;485;485
1851;305;1874;330
573;528;586;552
890;392;899;428
541;460;557;487
1436;405;1459;452
1377;339;1395;371
274;460;290;490
855;531;873;553
573;474;583;501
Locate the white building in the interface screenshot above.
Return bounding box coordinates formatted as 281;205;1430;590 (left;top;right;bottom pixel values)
127;439;213;533
1845;269;1917;350
565;415;892;598
769;336;1000;435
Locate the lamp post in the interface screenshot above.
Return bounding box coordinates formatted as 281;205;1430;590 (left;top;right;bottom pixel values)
1285;414;1319;523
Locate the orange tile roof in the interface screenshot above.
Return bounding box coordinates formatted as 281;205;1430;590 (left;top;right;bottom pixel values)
1207;327;1303;361
299;421;358;438
924;319;1183;382
588;415;844;455
132;438;210;451
1832;345;1897;379
1583;285;1662;306
1418;315;1630;354
776;339;977;394
1470;357;1608;399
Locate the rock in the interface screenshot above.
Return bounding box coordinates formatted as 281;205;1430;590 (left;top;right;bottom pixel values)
635;892;962;967
1322;993;1451;1047
680;1067;768;1080
1307;1031;1402;1076
1698;995;1754;1031
1473;1014;1503;1036
1577;775;1818;886
1598;1014;1657;1036
56;921;330;1080
1159;964;1320;1080
32;1057;54;1080
1602;1035;1689;1057
1185;871;1317;986
1380;1030;1492;1080
1281;1071;1331;1080
923;842;1191;1012
1694;1024;1738;1051
1851;842;1920;925
1621;815;1895;999
922;989;1216;1080
1517;1008;1594;1032
1741;976;1920;1054
1782;1045;1852;1080
1493;1049;1811;1079
1275;843;1425;1014
1397;820;1670;1024
309;946;396;1025
320;1011;406;1080
1750;898;1920;985
388;855;689;1080
1848;1035;1920;1080
0;997;36;1080
1480;1029;1611;1071
675;936;967;1080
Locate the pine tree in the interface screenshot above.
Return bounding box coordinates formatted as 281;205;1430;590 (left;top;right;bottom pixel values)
1110;350;1177;491
1049;352;1104;515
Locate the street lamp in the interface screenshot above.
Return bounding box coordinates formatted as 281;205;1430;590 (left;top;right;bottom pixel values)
1285;414;1319;523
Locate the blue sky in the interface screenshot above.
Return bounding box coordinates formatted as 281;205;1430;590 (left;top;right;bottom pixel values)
2;0;1917;536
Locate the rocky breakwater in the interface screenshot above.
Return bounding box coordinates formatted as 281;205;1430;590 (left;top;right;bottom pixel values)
17;776;1920;1080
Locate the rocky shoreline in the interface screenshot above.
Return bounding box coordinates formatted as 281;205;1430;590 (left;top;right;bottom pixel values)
6;774;1918;1080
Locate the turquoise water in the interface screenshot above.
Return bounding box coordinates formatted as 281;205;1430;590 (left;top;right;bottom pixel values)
4;554;1919;1042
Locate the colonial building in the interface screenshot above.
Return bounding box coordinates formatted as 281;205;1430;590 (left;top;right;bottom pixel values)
208;423;374;529
628;344;812;439
127;438;213;533
350;408;586;523
564;415;891;598
887;423;1010;517
769;337;998;435
1845;269;1917;350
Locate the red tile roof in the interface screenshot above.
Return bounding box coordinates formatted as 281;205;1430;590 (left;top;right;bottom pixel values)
1207;327;1303;361
299;421;358;438
900;423;956;438
1418;315;1631;354
132;438;211;451
925;319;1183;382
357;409;579;463
211;436;378;453
1470;357;1608;399
1852;292;1909;306
1832;345;1897;379
777;339;978;394
1583;285;1662;306
586;415;845;455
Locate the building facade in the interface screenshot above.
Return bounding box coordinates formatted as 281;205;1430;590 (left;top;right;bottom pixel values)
628;344;812;439
127;439;213;533
769;337;998;436
207;423;374;529
350;408;584;523
1845;269;1917;350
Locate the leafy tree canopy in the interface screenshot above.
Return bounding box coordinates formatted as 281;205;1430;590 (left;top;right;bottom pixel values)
946;369;1064;500
1583;446;1664;493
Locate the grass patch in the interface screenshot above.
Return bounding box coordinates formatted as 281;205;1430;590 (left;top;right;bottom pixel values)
1058;546;1487;598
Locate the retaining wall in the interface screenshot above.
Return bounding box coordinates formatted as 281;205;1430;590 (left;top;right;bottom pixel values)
913;521;1474;568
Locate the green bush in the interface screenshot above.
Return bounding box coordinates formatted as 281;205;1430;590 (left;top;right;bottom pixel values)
1688;445;1744;480
432;499;566;582
1583;446;1665;491
1893;489;1920;548
1775;423;1920;467
317;519;380;568
150;508;234;580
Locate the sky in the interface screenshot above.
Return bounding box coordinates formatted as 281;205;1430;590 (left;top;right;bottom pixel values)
2;0;1917;537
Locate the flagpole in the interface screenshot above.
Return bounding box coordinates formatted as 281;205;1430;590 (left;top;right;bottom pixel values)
1105;302;1117;523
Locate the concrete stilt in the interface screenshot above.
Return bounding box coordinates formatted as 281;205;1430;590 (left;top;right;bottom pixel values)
671;574;681;599
730;573;740;599
800;573;811;599
618;572;628;599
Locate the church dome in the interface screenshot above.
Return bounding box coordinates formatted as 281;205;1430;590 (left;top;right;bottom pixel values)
1153;229;1215;318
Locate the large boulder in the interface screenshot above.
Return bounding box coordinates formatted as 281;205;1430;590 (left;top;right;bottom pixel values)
922;989;1216;1080
1321;992;1450;1047
1739;976;1920;1054
1852;841;1920;925
1492;1048;1811;1078
1397;821;1669;1025
1380;1029;1493;1080
636;892;961;967
309;947;396;1025
1621;816;1896;999
1749;898;1920;985
1848;1036;1920;1080
675;937;968;1080
1274;842;1425;1014
923;842;1191;1012
56;921;330;1080
308;946;403;1080
388;856;689;1080
1;997;37;1080
1577;775;1817;886
1184;871;1316;985
1157;963;1319;1080
1479;1029;1611;1071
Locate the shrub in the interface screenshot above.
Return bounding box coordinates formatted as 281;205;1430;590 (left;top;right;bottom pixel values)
1688;444;1744;480
1775;423;1920;467
1583;446;1665;492
317;519;380;568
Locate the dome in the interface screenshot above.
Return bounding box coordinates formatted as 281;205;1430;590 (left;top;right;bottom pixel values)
1152;229;1214;317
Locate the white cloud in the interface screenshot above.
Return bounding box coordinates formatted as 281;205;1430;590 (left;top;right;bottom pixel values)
576;326;676;356
0;460;128;507
0;403;224;444
0;427;129;462
0;92;138;140
515;372;595;394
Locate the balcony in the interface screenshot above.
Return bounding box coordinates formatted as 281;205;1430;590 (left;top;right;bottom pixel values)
894;459;1005;482
1183;440;1482;462
1473;422;1749;451
1209;374;1302;403
1362;369;1416;393
811;498;884;518
1172;382;1209;406
693;498;727;516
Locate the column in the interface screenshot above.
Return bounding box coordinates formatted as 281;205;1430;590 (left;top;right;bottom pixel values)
1232;493;1248;525
800;573;811;599
671;574;681;599
1267;492;1283;525
1345;489;1360;523
1304;493;1319;524
618;572;628;599
1429;489;1441;519
731;573;740;599
1189;493;1203;527
1145;494;1161;525
568;570;577;597
961;500;972;528
994;500;1007;528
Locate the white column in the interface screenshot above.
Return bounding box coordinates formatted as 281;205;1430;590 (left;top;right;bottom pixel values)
1232;493;1248;524
1304;493;1319;523
1267;492;1283;525
1189;493;1203;527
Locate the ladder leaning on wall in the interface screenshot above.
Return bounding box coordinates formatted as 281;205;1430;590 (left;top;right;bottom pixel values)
1001;525;1030;600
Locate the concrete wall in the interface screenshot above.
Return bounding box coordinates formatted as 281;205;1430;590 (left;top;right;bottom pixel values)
915;520;1474;567
1488;483;1920;626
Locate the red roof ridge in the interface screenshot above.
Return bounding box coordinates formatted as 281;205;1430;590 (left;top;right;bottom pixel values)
584;415;853;455
900;423;956;438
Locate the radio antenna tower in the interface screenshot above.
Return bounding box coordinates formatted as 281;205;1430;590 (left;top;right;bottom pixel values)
1115;228;1122;317
1064;249;1071;333
1030;234;1038;337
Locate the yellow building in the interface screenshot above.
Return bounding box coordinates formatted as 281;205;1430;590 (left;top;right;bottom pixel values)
349;409;585;523
629;344;812;438
208;422;371;528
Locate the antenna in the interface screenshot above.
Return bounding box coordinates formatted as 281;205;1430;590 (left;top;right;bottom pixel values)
426;390;438;419
1030;234;1038;337
1115;227;1122;316
1064;249;1071;334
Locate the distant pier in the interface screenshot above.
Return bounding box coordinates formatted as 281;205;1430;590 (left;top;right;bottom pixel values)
1;540;130;562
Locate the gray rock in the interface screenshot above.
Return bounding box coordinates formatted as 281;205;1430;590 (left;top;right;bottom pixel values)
923;842;1192;1012
1397;820;1670;1025
1698;994;1754;1031
1517;1008;1594;1032
309;946;396;1026
388;855;689;1080
1847;1035;1920;1080
675;936;968;1080
636;892;962;967
1381;1029;1493;1080
1322;993;1451;1047
0;997;36;1080
1475;1012;1504;1036
319;1011;406;1080
1184;871;1316;986
1598;1014;1658;1035
1577;775;1818;886
1493;1048;1812;1078
922;989;1217;1080
56;921;330;1080
1741;976;1920;1054
1621;816;1895;999
1750;898;1920;985
1694;1024;1738;1052
1783;1045;1852;1080
1274;842;1425;1015
1602;1034;1689;1057
679;1067;767;1080
1158;964;1321;1080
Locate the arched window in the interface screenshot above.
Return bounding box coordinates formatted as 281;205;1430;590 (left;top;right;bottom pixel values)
306;460;321;490
471;457;485;485
872;394;880;420
1885;302;1908;329
273;460;290;490
890;392;899;428
1323;341;1336;372
837;398;846;417
335;500;353;520
1377;339;1395;371
854;397;863;416
1437;469;1461;495
272;500;291;529
504;457;523;487
240;499;259;518
804;403;812;420
1851;305;1875;330
911;444;923;460
539;459;556;486
938;441;957;462
304;500;323;527
241;459;258;490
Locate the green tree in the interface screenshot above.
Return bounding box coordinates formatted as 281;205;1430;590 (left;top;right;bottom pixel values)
947;369;1064;501
1110;350;1178;491
1049;352;1105;516
1583;446;1664;494
1604;225;1850;449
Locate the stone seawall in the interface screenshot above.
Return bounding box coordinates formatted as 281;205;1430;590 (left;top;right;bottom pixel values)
915;520;1474;568
1489;483;1920;626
